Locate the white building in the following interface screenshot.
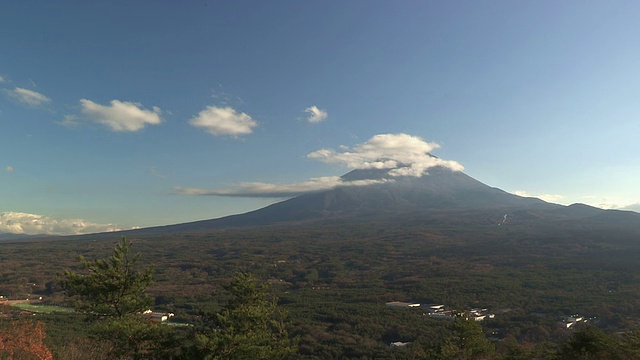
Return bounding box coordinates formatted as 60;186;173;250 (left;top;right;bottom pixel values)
390;341;411;348
142;309;175;322
386;301;421;308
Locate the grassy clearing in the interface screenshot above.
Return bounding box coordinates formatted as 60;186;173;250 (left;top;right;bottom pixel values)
11;303;75;313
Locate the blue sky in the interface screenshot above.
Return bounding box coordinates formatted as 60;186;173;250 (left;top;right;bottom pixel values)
2;1;640;235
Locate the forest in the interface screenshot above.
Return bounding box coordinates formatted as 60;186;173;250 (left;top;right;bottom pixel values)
2;216;640;359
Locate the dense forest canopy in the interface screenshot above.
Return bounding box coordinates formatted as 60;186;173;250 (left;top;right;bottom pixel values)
1;214;640;358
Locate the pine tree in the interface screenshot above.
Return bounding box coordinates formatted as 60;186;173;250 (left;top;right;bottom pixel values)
195;273;296;359
440;316;496;360
558;325;622;360
59;237;153;318
59;238;178;359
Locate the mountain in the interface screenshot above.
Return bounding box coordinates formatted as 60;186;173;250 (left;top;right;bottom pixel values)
125;166;639;236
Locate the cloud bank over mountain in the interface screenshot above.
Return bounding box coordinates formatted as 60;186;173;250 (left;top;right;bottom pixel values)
307;133;464;177
177;133;462;198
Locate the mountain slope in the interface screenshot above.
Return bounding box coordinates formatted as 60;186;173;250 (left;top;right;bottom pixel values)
132;166;612;235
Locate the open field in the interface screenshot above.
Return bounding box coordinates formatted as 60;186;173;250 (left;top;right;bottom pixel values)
10;302;75;313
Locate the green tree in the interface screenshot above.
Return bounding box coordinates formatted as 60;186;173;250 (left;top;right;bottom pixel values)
439;316;496;360
195;273;296;360
59;238;153;318
92;316;183;360
621;328;640;359
59;238;178;359
558;325;622;360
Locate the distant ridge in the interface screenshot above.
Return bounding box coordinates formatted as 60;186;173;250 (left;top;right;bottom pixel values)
0;233;47;241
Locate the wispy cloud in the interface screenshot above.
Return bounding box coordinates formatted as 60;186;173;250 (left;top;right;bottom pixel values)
190;106;257;137
59;114;80;128
0;75;6;83
580;196;640;211
211;86;244;106
307;133;464;177
149;166;167;179
0;211;122;235
513;190;565;204
5;165;14;173
175;177;391;198
73;99;163;132
6;87;52;107
304;105;328;123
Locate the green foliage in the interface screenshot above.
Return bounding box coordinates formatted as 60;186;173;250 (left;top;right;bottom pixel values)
195;273;295;360
558;325;622;360
439;316;496;360
620;329;640;359
59;238;153;318
93;315;183;360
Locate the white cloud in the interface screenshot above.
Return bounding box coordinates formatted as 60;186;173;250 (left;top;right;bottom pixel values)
304;105;328;123
6;87;52;106
78;99;163;132
190;106;257;137
5;165;14;173
0;211;122;236
513;190;565;204
307;133;464;177
620;203;640;213
175;176;391;198
0;75;6;83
